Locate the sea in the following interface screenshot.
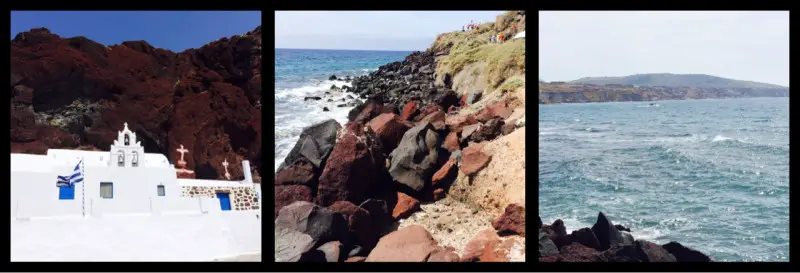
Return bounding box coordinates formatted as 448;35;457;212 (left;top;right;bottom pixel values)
539;97;790;262
274;48;411;172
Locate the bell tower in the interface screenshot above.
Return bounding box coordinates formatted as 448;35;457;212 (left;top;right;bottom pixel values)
109;122;145;168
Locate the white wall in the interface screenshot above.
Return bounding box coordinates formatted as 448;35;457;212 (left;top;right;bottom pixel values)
10;211;261;261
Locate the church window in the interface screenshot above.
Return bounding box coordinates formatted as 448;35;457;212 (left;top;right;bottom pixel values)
117;151;125;167
157;185;165;196
132;151;139;167
100;182;114;199
59;185;75;200
124;134;130;146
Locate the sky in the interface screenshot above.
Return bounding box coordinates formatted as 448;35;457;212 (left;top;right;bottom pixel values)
539;11;790;87
11;11;261;52
275;11;506;51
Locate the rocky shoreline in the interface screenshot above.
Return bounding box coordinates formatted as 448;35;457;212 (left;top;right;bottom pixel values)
274;43;526;262
538;212;712;262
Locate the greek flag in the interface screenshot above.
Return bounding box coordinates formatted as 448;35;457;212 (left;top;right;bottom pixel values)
56;160;84;187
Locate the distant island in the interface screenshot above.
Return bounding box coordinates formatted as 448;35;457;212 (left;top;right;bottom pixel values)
539;73;789;104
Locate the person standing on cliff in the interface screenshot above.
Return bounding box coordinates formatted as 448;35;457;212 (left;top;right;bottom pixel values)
462;25;465;32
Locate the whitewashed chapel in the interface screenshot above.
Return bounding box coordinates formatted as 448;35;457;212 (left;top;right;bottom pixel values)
10;123;262;261
10;123;261;218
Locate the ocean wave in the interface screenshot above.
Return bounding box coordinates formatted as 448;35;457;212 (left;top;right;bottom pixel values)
274;79;352;101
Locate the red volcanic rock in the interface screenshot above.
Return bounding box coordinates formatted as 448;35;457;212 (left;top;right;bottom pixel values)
327;201;380;250
365;225;440;262
350;99;384;124
419;110;446;131
445;114;478;133
460;143;491;175
559;243;606;262
442;131;460;152
427;248;460;262
400;101;419;121
392;192;421;220
316;122;385;206
492;203;526;236
10;26;262;179
461;229;519;262
274;159;317;187
476;99;513;122
431;188;446;201
367;113;413;154
431;159;457;188
274;185;313;219
418;103;442;119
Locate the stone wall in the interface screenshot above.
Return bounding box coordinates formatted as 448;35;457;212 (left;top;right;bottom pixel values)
180;185;259;211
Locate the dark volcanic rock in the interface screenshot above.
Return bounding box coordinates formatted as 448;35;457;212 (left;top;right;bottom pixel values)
279;119;342;172
538;231;559;257
569;228;601;251
327;201;380;251
304;96;322;101
591;212;628;251
348;99;383;124
11;26;263;179
471;117;504;142
329;75;338;80
661;242;711;262
435;89;460;110
466;90;483;104
615;224;631;232
275;226;316;262
275;201;349;248
388;122;441;193
316;122;386;206
636;240;676;262
559;243;606;262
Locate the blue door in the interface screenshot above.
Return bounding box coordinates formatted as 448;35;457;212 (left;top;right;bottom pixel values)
216;192;231;211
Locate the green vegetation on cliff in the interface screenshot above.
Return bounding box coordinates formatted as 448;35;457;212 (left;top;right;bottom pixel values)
571;73;787;89
431;11;526;92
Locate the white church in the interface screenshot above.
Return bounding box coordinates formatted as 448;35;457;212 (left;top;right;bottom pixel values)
10;123;262;261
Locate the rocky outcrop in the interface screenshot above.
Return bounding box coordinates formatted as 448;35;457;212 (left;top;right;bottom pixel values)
388;122;441;193
11;26;262;179
538;212;712;262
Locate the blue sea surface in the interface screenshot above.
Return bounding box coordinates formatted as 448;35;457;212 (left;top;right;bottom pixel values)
274;48;410;172
539;97;790;262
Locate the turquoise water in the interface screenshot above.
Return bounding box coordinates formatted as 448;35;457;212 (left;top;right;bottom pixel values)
274;49;410;172
539;97;790;262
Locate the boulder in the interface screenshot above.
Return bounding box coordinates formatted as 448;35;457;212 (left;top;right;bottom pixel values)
274;159;317;187
661;242;711;262
400;101;419;121
427;249;460;262
615;224;631;232
602;244;641;262
381;103;398;115
462;229;518;262
636;240;676;262
476;99;513;122
327;201;380;250
366;225;441;262
558;243;606;262
419;110;446;131
275;226;315;262
274;185;312;219
435;89;460;110
569;228;601;251
392;192;421;220
278;119;342;172
500;122;516;135
491;203;526;236
460;123;481;142
590;212;628;251
538;231;559;257
348;99;383;124
366;113;413;154
358;199;393;232
329;75;338;80
471;117;504;143
316;122;386;206
460;143;491;175
304;96;322;101
388;122;441;193
316;241;345;262
274;201;349;248
431;159;457;188
445;114;478;133
442;131;460;152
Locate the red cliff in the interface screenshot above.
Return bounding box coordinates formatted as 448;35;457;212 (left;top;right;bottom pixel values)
10;26;262;181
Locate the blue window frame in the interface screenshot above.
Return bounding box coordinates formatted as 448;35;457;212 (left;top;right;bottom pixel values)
59;185;75;200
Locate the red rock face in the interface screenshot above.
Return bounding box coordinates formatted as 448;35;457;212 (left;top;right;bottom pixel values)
492;203;526;236
316;122;386;206
366;113;412;155
476;99;513;122
431;159;457;188
10;26;262;180
461;143;491;175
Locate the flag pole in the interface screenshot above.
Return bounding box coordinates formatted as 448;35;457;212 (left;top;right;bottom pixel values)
81;157;86;218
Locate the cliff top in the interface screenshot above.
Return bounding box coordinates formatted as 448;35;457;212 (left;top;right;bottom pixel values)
570;73;788;89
